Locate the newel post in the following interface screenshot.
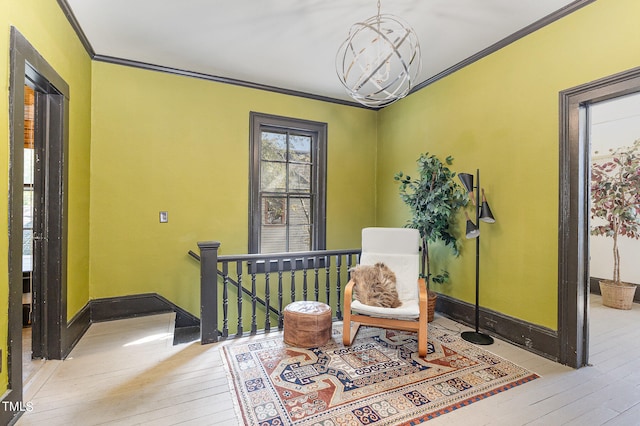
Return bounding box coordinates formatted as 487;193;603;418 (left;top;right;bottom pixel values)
198;241;220;344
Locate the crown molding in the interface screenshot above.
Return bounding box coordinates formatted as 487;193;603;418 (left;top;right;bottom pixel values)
57;0;95;57
58;0;595;108
410;0;596;95
93;54;368;108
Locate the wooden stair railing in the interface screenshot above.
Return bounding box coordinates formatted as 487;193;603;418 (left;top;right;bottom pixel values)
191;241;360;344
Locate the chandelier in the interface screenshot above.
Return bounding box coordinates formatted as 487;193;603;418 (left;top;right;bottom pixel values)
335;0;422;108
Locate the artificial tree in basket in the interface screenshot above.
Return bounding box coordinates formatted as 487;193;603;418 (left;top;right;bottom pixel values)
590;138;640;309
395;153;467;321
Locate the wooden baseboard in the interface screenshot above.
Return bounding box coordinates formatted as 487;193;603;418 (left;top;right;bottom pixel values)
60;293;200;357
90;293;171;322
89;293;200;326
62;303;91;358
434;293;559;362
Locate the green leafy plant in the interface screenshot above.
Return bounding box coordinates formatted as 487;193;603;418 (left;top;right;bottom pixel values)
590;138;640;285
394;153;468;291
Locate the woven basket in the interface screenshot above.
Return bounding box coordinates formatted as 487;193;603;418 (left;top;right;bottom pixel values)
599;280;637;310
427;291;437;322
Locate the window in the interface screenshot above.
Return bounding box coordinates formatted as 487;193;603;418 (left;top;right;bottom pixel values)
250;112;327;253
23;84;35;272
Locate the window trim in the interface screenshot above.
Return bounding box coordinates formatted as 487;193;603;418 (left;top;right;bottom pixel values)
249;112;327;253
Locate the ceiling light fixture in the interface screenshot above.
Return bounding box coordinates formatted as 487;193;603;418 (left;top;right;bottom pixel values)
335;0;422;108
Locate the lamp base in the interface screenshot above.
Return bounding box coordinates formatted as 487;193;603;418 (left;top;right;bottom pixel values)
461;331;494;345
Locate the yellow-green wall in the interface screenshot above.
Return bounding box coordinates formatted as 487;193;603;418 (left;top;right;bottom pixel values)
1;0;91;395
2;0;639;401
376;0;640;329
89;62;378;315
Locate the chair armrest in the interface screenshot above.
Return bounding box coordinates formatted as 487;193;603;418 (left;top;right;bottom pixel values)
344;279;355;312
417;277;428;324
417;277;427;306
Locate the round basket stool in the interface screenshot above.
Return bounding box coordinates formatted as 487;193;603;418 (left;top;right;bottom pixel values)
283;301;332;348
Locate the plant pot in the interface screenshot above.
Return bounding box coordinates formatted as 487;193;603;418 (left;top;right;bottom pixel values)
427;291;437;322
599;280;637;310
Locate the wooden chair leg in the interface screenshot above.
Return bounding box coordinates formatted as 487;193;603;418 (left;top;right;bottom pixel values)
418;319;427;358
342;317;352;346
343;316;361;347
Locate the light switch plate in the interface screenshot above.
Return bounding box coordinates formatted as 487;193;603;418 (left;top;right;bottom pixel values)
159;211;168;223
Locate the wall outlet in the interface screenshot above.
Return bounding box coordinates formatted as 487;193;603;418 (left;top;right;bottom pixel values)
159;211;168;223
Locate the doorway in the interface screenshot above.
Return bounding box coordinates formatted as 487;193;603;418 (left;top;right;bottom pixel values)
4;28;70;424
558;66;640;368
21;82;45;382
587;93;640;289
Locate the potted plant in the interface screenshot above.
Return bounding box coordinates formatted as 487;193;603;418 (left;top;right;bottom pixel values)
590;138;640;309
395;153;468;321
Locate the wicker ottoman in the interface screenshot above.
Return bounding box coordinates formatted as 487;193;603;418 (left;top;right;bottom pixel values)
283;301;332;348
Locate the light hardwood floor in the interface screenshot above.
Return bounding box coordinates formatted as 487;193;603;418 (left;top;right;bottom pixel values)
16;295;640;425
22;327;45;385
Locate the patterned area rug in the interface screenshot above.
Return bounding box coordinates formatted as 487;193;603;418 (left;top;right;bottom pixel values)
222;325;539;425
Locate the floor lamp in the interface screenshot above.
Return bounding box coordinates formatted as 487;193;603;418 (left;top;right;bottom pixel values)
458;170;495;345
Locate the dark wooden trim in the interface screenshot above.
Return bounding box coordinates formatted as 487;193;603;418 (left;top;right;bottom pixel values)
248;112;328;254
89;293;199;327
62;303;91;358
5;28;71;423
91;294;174;322
435;293;559;362
410;0;595;95
94;55;367;109
30;91;45;359
90;294;171;322
6;30;26;425
198;242;221;344
56;0;95;57
44;92;68;360
558;66;640;368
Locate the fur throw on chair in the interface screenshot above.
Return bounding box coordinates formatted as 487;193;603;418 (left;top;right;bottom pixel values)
350;262;402;308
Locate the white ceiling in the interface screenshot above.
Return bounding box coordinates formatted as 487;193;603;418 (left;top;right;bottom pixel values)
65;0;581;104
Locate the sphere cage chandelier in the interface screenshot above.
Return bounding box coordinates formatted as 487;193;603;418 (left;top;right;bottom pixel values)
335;0;422;108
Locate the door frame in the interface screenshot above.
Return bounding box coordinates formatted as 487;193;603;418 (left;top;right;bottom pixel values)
558;66;640;368
4;27;70;423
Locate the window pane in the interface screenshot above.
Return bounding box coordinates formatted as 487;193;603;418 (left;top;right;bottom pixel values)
289;135;311;163
288;225;311;252
24;149;34;185
261;161;286;192
23;229;32;271
262;197;286;225
289;198;311;225
23;229;32;256
260;226;287;253
289;164;311;192
261;132;286;161
23;190;33;230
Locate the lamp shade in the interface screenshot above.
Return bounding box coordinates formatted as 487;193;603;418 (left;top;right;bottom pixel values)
458;173;474;193
458;173;475;206
464;212;479;239
479;189;496;223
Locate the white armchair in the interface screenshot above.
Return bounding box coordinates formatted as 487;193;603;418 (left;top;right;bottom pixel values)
343;227;428;357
